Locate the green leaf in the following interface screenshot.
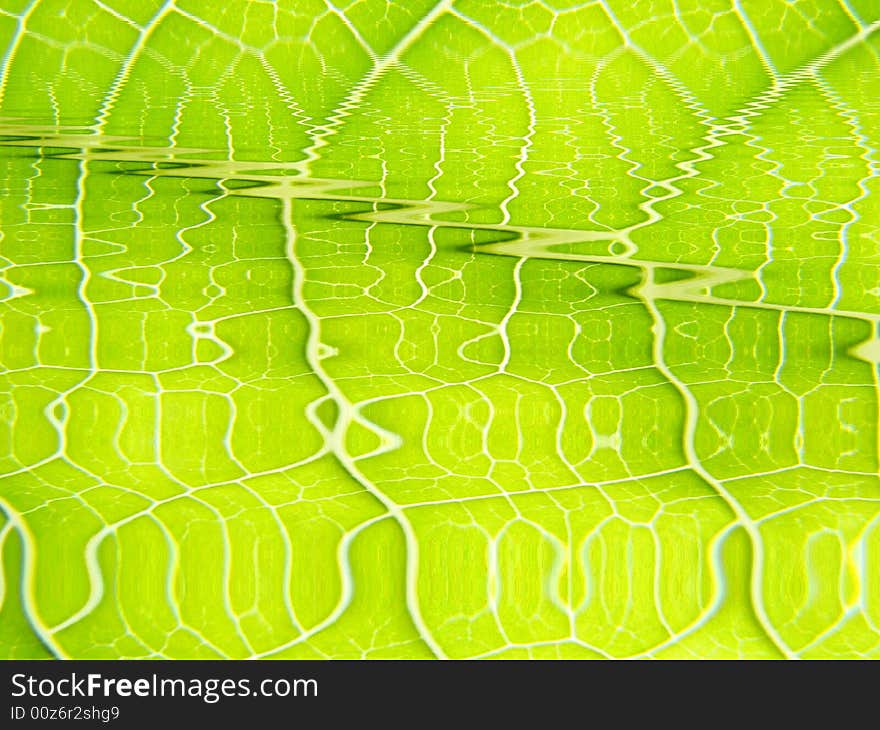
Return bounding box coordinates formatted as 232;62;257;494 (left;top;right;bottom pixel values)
0;0;878;659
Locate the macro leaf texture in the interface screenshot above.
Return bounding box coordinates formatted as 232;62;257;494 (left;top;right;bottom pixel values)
0;0;879;660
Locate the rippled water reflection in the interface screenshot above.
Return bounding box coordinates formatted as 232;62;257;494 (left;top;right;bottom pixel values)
0;2;879;659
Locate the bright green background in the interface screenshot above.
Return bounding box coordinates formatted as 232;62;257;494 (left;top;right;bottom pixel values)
0;0;879;658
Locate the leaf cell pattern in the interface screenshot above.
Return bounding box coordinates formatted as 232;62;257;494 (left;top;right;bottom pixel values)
0;0;879;659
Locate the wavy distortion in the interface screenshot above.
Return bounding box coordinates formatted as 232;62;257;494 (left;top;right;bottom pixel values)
0;0;879;659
